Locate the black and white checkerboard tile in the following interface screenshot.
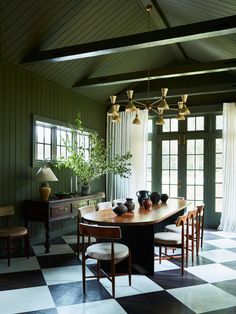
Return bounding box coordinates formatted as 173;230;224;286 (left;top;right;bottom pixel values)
1;230;236;314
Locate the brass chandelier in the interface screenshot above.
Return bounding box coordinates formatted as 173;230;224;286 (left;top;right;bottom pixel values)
107;5;190;125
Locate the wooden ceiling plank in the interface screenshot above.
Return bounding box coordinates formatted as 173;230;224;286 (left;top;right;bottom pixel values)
21;15;236;63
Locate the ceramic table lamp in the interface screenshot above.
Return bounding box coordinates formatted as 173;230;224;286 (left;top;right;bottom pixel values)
36;166;58;201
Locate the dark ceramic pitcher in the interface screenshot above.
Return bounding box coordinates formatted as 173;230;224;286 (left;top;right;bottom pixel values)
136;190;151;206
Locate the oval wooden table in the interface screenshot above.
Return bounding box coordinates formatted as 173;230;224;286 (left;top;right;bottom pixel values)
83;198;190;275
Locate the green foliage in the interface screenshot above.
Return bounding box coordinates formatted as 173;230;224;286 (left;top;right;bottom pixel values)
55;116;132;185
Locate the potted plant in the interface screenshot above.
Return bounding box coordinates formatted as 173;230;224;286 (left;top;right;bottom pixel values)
56;116;132;195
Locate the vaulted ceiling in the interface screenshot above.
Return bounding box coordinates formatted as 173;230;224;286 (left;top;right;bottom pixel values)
1;0;236;110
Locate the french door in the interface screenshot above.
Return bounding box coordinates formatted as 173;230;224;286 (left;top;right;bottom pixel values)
156;125;208;208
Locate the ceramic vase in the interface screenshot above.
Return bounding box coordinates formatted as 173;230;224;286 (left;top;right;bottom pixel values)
113;203;128;216
143;198;152;210
124;198;135;212
150;192;161;205
136;190;151;206
161;193;169;203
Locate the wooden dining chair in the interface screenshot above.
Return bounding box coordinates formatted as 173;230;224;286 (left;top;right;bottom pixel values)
0;205;30;266
79;222;131;298
154;215;187;275
193;204;205;254
77;205;96;257
97;201;112;210
164;209;197;266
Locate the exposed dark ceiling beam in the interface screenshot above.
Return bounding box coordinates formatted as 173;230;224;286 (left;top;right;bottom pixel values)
74;58;236;87
115;82;236;103
21;15;236;63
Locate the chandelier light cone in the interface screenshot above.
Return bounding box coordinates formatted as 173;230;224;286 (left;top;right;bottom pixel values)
156;115;165;125
179;95;190;115
158;88;169;110
107;96;118;116
176;102;186;120
125;90;137;112
132;110;141;125
111;104;121;123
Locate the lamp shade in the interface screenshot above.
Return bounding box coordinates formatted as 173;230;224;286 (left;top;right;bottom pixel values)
36;166;58;182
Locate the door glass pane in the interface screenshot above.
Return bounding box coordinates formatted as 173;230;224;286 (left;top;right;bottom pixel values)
162;170;170;184
196;185;203;200
216;115;223;130
216;154;222;168
196;155;203;169
162;156;169;169
196;140;204;154
170;185;178;196
148;119;153;133
187;117;195;131
170;156;177;169
171;141;178;154
187;155;195;169
196;117;204;130
162;185;170;195
170;170;178;182
187;140;194;154
196;170;204;185
216;139;222;153
187;170;194;185
187;186;194;199
171;119;178;132
162;141;169;154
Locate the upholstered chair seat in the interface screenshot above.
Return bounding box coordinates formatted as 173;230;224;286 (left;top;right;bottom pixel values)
87;242;129;260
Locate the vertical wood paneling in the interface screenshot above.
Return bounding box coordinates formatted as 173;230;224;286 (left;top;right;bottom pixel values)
0;61;106;239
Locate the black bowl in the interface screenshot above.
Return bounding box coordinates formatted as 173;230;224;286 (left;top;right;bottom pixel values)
54;192;72;199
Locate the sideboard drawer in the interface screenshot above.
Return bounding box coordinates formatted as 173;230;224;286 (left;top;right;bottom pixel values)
50;204;72;218
72;201;88;213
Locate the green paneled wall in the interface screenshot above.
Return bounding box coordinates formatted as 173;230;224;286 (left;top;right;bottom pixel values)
0;60;106;242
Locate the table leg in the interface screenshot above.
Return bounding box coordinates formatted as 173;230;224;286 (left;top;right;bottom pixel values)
44;222;50;253
121;224;155;275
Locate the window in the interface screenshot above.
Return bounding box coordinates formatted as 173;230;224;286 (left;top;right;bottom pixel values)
33;116;90;166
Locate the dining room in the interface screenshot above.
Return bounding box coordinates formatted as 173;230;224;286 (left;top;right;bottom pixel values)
1;0;236;313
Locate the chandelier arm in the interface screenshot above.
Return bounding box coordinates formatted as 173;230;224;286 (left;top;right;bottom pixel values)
150;107;159;115
133;100;148;107
149;98;162;106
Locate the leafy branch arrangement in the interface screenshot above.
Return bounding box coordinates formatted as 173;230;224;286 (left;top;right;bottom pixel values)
55;116;132;186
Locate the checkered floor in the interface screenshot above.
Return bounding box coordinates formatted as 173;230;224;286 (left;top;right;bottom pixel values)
1;230;236;314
